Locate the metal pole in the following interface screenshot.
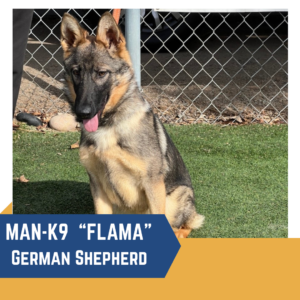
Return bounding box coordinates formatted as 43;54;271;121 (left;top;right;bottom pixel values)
125;9;141;88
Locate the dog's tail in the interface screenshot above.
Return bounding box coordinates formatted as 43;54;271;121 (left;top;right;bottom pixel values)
186;212;205;229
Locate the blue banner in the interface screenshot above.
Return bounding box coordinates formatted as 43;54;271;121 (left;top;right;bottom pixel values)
0;215;180;278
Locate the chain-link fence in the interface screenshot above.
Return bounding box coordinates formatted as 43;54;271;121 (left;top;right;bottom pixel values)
17;9;288;124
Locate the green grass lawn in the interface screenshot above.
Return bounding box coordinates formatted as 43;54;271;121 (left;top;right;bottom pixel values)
13;124;288;238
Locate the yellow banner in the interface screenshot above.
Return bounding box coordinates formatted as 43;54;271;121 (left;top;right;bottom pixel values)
1;203;298;299
0;238;299;299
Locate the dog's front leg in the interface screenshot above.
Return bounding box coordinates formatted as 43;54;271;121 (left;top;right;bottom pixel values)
88;173;113;214
144;177;166;214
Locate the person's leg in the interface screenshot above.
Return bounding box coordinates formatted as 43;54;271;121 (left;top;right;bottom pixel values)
13;9;33;117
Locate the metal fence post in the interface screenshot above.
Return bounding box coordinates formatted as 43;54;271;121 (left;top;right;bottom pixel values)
125;9;141;88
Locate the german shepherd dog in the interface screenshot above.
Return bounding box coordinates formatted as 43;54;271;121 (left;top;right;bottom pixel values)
60;12;204;238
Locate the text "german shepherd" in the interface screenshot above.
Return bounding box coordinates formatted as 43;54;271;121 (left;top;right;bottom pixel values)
60;12;204;238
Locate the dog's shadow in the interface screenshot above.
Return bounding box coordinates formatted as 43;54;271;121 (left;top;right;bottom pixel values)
13;180;94;214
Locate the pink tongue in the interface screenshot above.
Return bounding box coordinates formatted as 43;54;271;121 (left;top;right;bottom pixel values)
83;113;99;132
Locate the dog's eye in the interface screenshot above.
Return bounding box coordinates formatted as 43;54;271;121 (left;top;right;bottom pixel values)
72;69;80;76
97;71;107;78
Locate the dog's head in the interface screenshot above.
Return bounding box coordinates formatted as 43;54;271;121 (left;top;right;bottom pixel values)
60;12;133;132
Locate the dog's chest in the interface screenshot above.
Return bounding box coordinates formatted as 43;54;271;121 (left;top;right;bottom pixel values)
79;129;148;211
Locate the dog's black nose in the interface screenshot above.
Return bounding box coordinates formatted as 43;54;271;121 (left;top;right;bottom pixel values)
76;105;92;119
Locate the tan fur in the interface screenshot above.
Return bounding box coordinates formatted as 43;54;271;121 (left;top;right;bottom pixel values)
117;45;132;67
165;186;205;236
90;180;113;214
95;13;119;47
62;50;72;60
174;228;192;238
61;13;88;53
95;12;132;66
94;40;109;51
65;76;76;102
165;186;192;225
80;135;148;211
187;214;205;230
144;178;166;214
103;81;130;114
156;120;167;155
61;12;204;239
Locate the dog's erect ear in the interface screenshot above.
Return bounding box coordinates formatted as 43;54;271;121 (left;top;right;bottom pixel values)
61;13;88;52
96;12;124;50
